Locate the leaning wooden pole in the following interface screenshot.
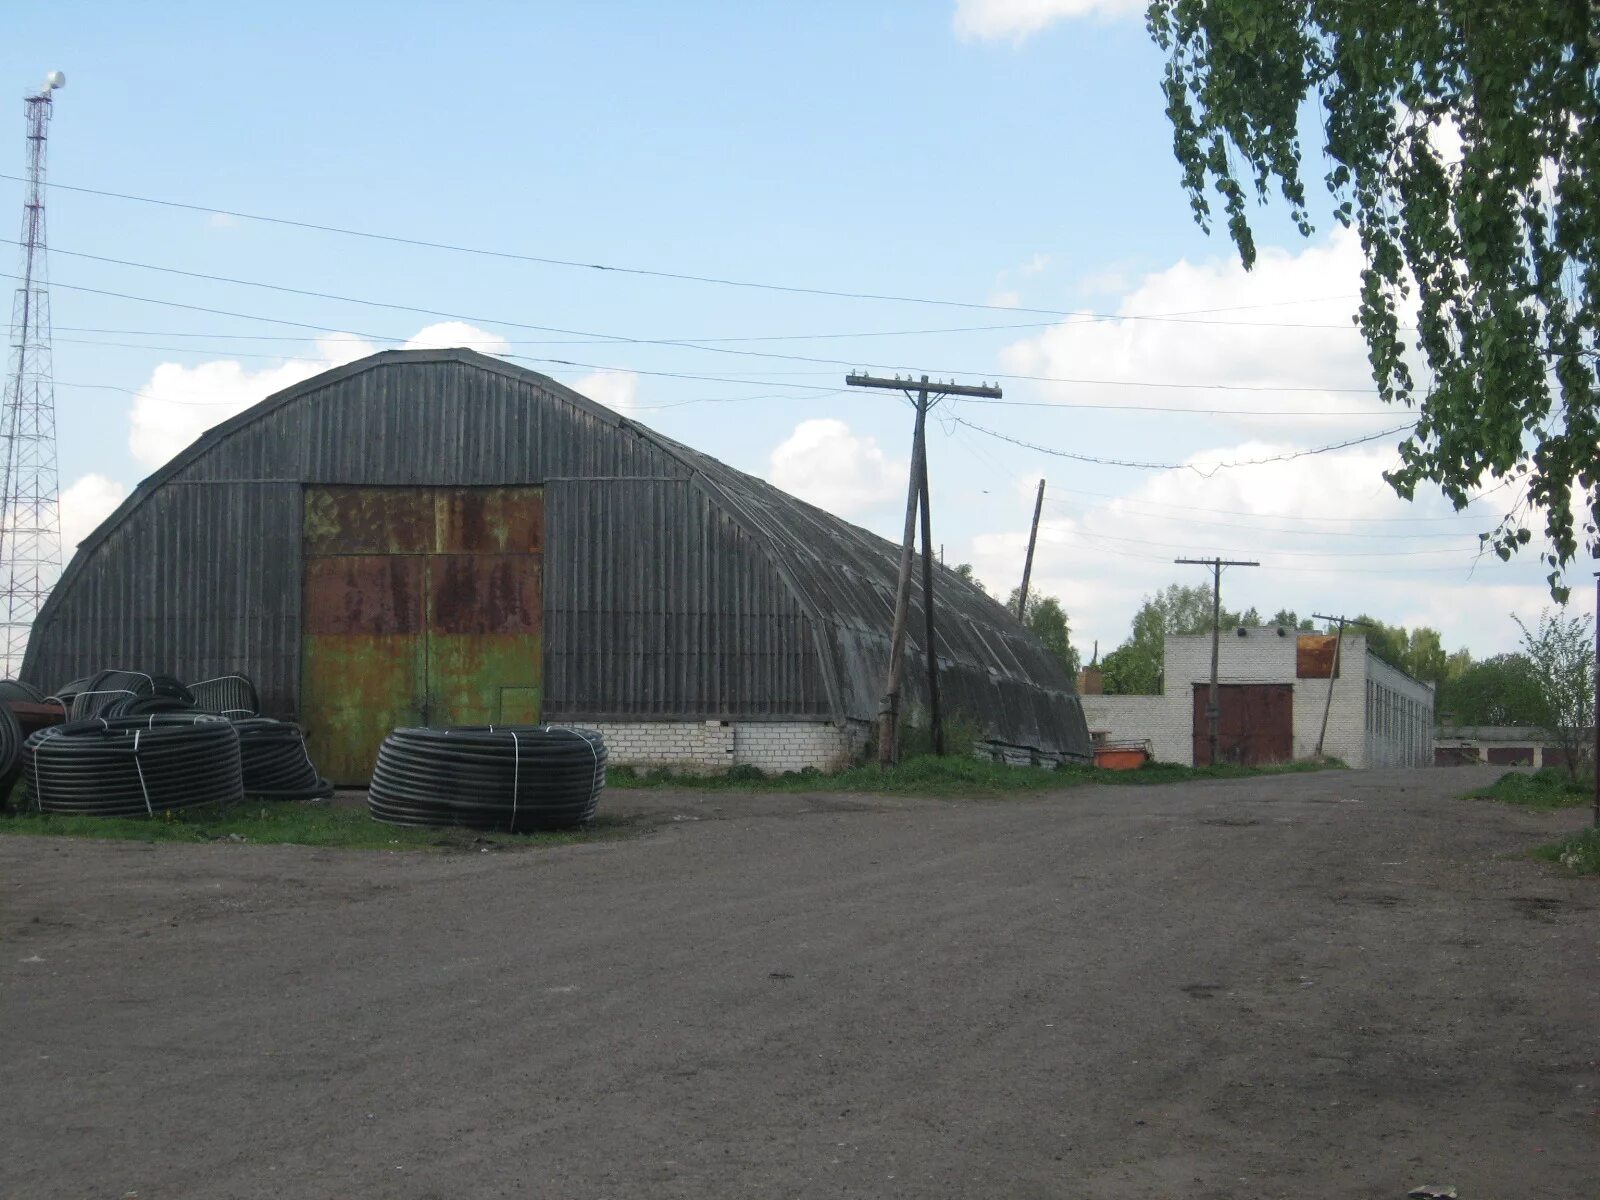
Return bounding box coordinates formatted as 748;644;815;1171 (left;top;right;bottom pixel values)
917;423;944;756
874;383;929;764
1016;478;1045;620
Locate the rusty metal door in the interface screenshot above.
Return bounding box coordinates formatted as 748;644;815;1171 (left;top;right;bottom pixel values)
302;486;544;784
1191;684;1293;766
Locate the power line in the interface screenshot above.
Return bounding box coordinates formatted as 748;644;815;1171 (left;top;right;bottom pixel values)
22;243;1393;395
952;414;1416;474
1040;498;1487;539
2;173;1368;324
1046;524;1481;557
55;329;1403;420
1054;527;1506;575
1036;481;1513;523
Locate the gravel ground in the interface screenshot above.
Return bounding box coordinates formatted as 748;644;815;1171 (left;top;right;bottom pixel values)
2;765;1595;1199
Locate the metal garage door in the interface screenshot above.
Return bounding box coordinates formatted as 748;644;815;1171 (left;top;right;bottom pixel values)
300;486;543;784
1191;683;1293;767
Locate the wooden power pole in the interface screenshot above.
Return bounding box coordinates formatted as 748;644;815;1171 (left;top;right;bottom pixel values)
1175;556;1259;766
847;372;1002;762
1310;613;1373;758
1016;478;1045;621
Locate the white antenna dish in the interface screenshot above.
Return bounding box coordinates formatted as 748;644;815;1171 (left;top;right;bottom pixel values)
43;71;65;91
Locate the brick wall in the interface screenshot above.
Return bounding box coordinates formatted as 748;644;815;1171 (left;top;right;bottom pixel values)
1077;629;1433;768
579;719;868;774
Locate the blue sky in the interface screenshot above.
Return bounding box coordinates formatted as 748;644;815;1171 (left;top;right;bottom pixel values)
0;0;1571;660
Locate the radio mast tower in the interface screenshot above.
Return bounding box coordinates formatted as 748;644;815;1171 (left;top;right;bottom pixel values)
0;71;65;678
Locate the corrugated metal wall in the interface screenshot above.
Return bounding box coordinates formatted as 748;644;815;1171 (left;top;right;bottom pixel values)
25;351;1089;758
545;478;831;719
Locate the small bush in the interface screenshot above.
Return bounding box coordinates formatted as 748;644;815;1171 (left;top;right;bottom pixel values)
1468;768;1592;809
1533;827;1600;874
726;763;765;783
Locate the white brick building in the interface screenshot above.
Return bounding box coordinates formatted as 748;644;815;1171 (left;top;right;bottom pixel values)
1080;627;1433;768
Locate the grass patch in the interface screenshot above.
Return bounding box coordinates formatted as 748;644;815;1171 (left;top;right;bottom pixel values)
1532;827;1600;875
1466;767;1594;809
0;800;631;852
605;754;1342;797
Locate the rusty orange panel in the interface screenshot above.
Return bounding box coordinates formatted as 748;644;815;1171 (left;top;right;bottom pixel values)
435;487;544;554
305;486;435;555
1296;634;1339;679
304;556;426;636
429;554;541;635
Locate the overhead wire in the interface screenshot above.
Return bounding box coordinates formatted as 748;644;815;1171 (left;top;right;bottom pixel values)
951;413;1417;474
20;244;1393;396
3;173;1369;324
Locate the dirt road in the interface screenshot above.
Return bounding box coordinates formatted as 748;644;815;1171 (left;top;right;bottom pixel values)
3;766;1595;1199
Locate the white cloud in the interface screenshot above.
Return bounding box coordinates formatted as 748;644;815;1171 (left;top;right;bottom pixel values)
206;212;239;231
953;0;1144;42
126;322;509;469
988;290;1022;309
403;321;509;355
1019;252;1050;277
962;439;1551;659
58;473;127;550
999;227;1384;434
768;419;904;517
572;369;640;416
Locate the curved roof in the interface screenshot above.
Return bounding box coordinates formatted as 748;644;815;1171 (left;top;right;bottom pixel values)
32;350;1088;758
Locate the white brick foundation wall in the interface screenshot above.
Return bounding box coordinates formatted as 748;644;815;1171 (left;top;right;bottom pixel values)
577;719;869;774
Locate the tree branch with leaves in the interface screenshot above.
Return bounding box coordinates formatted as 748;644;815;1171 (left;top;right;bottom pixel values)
1147;0;1599;595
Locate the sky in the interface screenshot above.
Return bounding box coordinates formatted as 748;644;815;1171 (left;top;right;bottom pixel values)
0;0;1583;663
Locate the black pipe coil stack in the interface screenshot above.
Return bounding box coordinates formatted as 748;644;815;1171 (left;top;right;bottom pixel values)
0;679;44;704
369;725;607;832
22;714;243;817
101;693;200;718
189;674;260;718
68;671;194;721
0;702;23;805
233;718;333;801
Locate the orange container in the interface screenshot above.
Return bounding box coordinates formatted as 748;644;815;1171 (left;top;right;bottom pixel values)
1093;745;1149;771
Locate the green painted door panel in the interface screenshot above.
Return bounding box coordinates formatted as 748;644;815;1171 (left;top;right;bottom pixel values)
302;634;425;785
427;633;542;726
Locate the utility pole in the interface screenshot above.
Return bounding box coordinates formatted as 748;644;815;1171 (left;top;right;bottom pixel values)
847;372;1002;762
1015;478;1045;621
1311;614;1373;759
1175;556;1259;766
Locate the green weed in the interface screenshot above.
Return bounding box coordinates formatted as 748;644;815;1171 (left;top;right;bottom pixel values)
0;801;631;851
605;753;1342;797
1467;768;1593;809
1532;827;1600;874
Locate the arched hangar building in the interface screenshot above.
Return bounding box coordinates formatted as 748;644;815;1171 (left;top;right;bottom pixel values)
25;350;1090;782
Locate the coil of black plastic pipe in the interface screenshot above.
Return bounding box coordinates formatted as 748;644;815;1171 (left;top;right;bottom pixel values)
368;725;607;832
70;671;194;721
100;694;199;718
0;702;23;805
22;714;243;817
232;718;334;801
